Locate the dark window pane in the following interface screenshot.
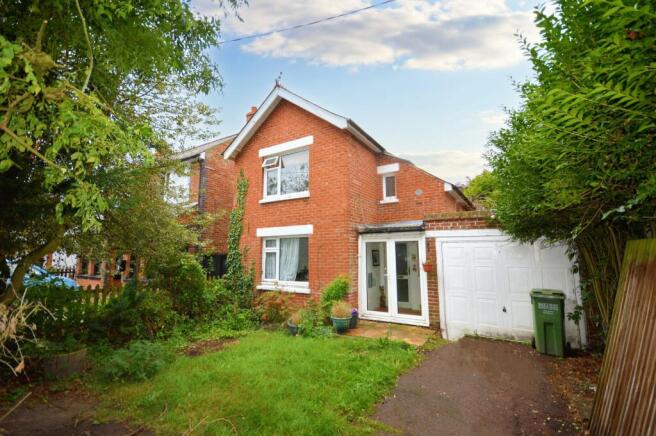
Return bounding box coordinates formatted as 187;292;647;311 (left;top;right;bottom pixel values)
385;175;396;197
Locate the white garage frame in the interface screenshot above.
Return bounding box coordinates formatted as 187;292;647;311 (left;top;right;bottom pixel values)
427;229;588;348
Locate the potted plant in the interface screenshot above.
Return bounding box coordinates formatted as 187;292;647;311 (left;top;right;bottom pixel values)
287;310;302;336
422;259;434;272
350;308;359;329
330;301;352;334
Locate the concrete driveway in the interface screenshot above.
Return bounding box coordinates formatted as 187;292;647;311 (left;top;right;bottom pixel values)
374;337;578;435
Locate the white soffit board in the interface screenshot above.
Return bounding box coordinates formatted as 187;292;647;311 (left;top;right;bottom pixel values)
224;87;347;160
377;163;400;174
259;136;314;158
256;224;314;237
224;87;381;160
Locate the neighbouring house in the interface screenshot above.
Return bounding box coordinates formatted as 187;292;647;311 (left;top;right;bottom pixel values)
177;85;587;348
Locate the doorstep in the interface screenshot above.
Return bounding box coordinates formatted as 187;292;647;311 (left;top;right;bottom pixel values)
345;320;436;347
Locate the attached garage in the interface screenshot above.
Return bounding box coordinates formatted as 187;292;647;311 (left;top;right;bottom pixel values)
429;229;587;349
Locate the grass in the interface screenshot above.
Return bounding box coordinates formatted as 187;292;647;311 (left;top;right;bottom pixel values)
96;331;419;434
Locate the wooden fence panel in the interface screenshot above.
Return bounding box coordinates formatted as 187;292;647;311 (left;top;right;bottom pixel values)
589;239;656;435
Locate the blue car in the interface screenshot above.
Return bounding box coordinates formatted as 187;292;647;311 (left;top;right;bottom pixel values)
9;263;79;290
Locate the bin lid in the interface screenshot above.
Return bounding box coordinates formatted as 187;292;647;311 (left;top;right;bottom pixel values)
530;288;565;298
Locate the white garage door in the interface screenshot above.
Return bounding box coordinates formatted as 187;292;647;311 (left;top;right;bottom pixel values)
434;230;585;348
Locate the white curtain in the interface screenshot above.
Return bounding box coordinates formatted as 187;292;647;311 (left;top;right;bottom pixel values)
264;252;276;280
279;238;300;281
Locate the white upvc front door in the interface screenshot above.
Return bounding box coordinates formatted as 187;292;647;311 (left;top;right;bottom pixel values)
358;232;429;327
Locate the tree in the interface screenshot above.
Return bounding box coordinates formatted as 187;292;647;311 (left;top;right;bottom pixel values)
463;171;498;210
0;0;240;302
486;0;656;338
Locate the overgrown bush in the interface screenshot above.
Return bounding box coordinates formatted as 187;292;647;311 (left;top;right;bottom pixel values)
297;302;333;338
214;306;258;331
25;283;99;346
253;291;291;324
320;275;350;318
100;287;179;344
94;340;174;383
148;254;208;318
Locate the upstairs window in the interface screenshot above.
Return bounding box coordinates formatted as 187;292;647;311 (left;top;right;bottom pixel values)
263;149;309;200
384;175;396;200
167;164;192;204
377;163;399;203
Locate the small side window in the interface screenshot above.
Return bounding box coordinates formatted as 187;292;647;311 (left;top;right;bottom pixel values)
384;175;396;198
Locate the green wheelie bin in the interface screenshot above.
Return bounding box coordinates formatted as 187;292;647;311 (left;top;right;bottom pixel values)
530;289;566;357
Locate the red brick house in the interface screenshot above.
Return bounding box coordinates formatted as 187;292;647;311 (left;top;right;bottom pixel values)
180;85;476;327
176;85;586;347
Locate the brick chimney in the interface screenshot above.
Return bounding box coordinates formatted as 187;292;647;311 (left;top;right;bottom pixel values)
246;106;257;122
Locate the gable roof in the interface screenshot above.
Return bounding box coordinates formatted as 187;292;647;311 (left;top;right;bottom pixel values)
174;134;237;162
223;85;384;160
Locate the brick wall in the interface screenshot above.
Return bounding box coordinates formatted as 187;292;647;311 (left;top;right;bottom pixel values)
200;142;236;254
233;100;353;303
191;97;489;330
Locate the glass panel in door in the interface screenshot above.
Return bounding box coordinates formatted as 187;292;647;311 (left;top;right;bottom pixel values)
366;242;388;313
395;241;421;316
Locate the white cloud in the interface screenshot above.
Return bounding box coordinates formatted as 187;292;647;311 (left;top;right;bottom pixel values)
194;0;539;71
398;149;486;184
479;109;507;128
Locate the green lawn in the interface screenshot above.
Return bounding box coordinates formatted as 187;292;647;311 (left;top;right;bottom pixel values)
98;331;419;434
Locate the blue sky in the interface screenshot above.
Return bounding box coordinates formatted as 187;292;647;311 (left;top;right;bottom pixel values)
194;0;543;183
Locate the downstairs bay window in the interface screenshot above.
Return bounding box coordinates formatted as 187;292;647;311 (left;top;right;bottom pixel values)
261;236;309;291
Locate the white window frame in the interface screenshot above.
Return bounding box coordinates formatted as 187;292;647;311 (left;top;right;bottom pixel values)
260;148;310;204
256;225;313;294
378;163;399;204
382;175;397;202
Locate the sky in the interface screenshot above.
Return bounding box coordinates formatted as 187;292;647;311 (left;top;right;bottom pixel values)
192;0;545;183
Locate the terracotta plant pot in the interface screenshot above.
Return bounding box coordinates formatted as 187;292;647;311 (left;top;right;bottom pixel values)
422;262;434;272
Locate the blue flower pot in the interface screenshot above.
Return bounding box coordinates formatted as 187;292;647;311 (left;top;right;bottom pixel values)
349;314;358;329
287;320;299;336
331;317;351;334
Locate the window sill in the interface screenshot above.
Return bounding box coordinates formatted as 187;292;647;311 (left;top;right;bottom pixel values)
380;197;399;204
257;282;311;294
259;191;310;204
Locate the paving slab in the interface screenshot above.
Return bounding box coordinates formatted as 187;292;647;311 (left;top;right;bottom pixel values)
345;320;436;346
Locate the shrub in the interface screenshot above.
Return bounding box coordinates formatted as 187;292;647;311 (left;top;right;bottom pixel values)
25;283;99;345
148;254;207;318
320;275;350;317
94;340;174;383
253;291;291;324
297;302;333;338
289;310;302;326
204;278;235;308
215;307;258;331
100;287;179;344
330;301;352;318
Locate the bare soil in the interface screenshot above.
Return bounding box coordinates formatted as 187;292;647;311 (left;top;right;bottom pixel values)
181;338;238;357
0;381;147;436
549;350;602;430
374;336;591;435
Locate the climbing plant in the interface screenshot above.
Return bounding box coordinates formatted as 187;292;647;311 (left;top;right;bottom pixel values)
224;172;255;308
